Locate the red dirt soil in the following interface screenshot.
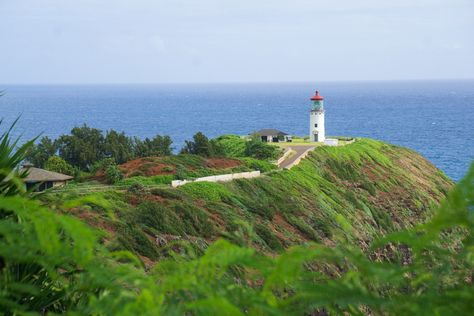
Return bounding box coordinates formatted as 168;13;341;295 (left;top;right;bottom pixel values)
119;156;242;178
119;157;174;177
205;158;241;169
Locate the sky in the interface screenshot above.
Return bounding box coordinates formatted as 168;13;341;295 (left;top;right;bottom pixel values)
0;0;473;84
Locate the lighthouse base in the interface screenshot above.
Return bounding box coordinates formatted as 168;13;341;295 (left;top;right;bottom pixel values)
309;110;325;143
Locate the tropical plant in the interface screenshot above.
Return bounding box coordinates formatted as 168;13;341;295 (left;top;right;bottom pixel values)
0;119;35;196
44;155;74;175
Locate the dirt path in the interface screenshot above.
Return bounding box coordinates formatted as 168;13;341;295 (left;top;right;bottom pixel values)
278;146;315;169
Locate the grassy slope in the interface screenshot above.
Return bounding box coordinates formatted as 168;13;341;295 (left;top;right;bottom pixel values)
45;139;452;264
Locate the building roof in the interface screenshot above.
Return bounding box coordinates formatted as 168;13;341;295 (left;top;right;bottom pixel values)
310;90;324;101
254;129;288;136
21;167;73;183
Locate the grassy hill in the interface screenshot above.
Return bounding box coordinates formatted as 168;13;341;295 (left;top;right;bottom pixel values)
43;138;452;265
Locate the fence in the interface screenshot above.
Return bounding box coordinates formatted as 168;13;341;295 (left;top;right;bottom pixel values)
171;171;261;188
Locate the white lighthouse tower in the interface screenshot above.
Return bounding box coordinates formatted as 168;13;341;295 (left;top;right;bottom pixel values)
309;90;325;142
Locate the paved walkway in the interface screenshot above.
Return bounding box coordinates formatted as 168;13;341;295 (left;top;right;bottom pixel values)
278;146;315;169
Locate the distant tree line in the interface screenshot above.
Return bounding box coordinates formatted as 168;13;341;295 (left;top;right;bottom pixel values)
26;125;173;172
26;125;280;174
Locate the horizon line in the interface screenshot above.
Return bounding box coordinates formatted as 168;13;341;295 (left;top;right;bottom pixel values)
1;77;473;86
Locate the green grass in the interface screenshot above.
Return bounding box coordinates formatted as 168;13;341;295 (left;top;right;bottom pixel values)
179;181;234;202
44;138;453;257
0;125;467;315
117;175;174;186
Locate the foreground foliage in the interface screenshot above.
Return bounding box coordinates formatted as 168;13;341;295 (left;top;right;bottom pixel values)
1;124;470;314
0;163;473;314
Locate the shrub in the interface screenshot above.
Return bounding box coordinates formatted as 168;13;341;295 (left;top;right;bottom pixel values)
127;182;147;195
91;157;116;173
214;134;247;157
44;155;74;175
105;164;124;184
244;136;280;160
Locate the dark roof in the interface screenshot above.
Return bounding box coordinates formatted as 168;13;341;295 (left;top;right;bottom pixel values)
254;129;288;136
20;167;73;183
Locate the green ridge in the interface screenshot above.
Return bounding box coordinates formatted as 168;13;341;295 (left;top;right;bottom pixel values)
44;138;452;260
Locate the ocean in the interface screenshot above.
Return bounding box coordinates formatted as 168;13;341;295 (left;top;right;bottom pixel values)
0;80;473;181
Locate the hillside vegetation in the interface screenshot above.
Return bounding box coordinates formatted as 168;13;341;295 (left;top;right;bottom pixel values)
3;126;473;314
44;139;452;263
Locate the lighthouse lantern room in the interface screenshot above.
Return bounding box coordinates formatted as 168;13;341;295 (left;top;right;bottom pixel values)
309;90;325;142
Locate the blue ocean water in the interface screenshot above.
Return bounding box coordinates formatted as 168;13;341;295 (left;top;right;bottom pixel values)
0;80;473;181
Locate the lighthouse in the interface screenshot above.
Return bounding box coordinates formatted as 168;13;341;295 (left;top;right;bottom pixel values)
309;90;325;142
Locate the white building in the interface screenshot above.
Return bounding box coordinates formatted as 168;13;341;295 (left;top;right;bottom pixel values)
309;90;325;142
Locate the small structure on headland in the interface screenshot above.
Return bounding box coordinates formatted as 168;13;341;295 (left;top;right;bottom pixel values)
253;129;292;143
309;90;326;143
20;164;73;191
250;89;339;146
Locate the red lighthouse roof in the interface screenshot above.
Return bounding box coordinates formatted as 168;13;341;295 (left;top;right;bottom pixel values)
310;90;324;101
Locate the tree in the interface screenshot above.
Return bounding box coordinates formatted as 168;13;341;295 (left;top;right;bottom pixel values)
57;125;105;170
245;135;279;160
181;132;222;157
26;136;57;168
104;130;134;164
133;135;173;157
44;156;74;176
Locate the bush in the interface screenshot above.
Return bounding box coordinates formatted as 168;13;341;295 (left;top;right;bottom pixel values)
214;135;247;157
91;157;116;173
245;136;280;160
105;164;124;184
44;155;74;175
127;182;147;195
